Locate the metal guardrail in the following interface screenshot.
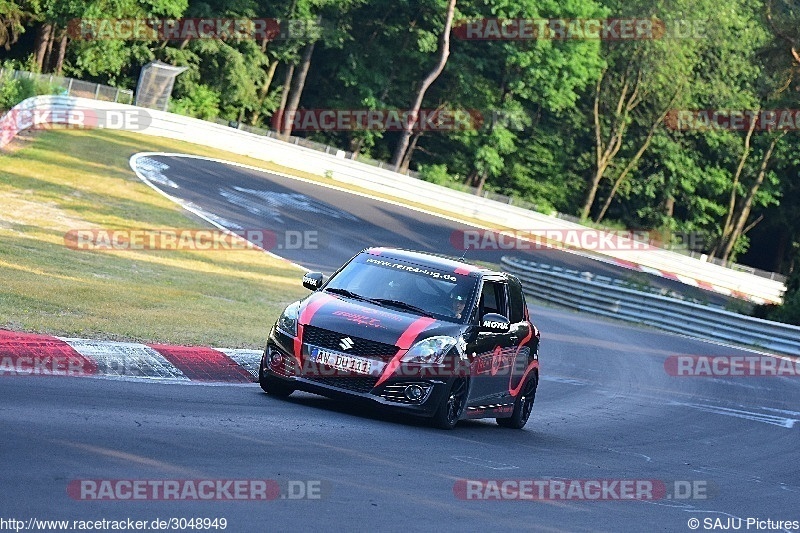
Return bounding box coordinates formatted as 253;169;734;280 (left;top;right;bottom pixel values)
0;68;133;105
501;256;800;356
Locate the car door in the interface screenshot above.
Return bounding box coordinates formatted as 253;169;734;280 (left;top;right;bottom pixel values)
503;276;535;402
467;278;517;404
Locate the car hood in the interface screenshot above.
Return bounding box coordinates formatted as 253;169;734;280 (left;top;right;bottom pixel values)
298;291;466;348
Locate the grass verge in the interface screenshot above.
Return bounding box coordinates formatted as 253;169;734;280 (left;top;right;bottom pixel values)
0;128;308;348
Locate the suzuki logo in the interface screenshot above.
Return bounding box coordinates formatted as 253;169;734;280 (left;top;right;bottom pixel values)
339;337;354;350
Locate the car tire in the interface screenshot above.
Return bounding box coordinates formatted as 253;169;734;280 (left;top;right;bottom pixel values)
497;373;537;429
259;354;295;397
432;378;468;430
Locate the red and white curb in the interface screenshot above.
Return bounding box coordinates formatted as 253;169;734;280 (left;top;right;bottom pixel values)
0;330;261;383
586;255;758;303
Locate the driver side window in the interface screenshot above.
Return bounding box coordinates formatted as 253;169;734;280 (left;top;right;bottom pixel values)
479;280;509;319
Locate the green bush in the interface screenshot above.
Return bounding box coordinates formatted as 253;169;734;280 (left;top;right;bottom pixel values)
169;84;221;120
766;267;800;326
0;77;36;109
418;164;470;191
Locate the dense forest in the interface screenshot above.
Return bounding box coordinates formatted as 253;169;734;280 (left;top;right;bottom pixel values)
2;0;800;320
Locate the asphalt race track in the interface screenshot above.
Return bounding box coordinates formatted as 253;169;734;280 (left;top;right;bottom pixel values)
3;305;799;532
2;155;797;532
139;154;729;305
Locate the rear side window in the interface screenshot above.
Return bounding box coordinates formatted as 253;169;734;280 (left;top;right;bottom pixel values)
508;277;525;323
479;280;508;318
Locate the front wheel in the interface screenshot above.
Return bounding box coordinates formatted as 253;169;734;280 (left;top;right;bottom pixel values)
259;354;295;397
497;374;537;429
432;378;468;430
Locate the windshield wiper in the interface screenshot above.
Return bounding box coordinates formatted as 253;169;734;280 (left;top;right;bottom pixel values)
326;290;434;318
372;299;434;318
325;287;380;304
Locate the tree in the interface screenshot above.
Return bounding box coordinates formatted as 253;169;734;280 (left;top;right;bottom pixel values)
390;0;456;170
0;0;39;51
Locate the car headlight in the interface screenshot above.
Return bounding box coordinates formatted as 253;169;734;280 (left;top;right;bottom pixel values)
401;336;459;365
276;302;300;337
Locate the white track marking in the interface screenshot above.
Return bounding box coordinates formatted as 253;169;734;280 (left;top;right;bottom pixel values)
669;401;797;429
452;456;519;470
129;153;306;271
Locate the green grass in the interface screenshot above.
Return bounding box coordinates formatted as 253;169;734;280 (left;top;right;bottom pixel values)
0;129;309;348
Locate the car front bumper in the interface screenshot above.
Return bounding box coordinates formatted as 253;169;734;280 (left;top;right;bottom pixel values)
262;328;454;417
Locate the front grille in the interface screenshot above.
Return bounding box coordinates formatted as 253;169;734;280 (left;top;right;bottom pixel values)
304;375;379;394
303;326;398;360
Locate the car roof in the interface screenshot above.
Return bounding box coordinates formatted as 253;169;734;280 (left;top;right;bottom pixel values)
362;247;499;278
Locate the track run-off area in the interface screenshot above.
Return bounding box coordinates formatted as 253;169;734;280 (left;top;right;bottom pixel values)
1;153;798;532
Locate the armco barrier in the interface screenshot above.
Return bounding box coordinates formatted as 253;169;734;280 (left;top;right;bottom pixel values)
501;256;800;356
0;95;787;305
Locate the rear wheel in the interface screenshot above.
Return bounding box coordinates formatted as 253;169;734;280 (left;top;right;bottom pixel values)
259;353;295;397
497;374;537;429
432;378;467;430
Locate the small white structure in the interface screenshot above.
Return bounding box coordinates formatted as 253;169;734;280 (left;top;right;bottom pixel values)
134;61;187;111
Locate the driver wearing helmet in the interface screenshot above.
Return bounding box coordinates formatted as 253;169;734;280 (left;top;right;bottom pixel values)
451;292;467;319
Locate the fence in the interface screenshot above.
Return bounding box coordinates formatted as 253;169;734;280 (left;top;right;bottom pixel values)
0;68;133;105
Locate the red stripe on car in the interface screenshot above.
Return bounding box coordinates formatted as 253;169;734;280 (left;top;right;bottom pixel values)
508;326;536;397
375;317;437;387
294;293;337;368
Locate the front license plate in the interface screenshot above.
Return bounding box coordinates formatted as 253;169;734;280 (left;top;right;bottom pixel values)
311;348;373;375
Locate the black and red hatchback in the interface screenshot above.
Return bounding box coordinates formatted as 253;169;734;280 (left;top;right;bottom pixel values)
260;248;540;429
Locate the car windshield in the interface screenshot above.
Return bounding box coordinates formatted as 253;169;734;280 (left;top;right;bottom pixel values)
324;254;478;323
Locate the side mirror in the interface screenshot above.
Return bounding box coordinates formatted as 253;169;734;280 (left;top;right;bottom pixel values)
480;313;511;333
302;272;324;291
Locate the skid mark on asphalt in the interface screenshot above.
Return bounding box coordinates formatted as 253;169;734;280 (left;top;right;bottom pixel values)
218;186;360;225
57;440;203;476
